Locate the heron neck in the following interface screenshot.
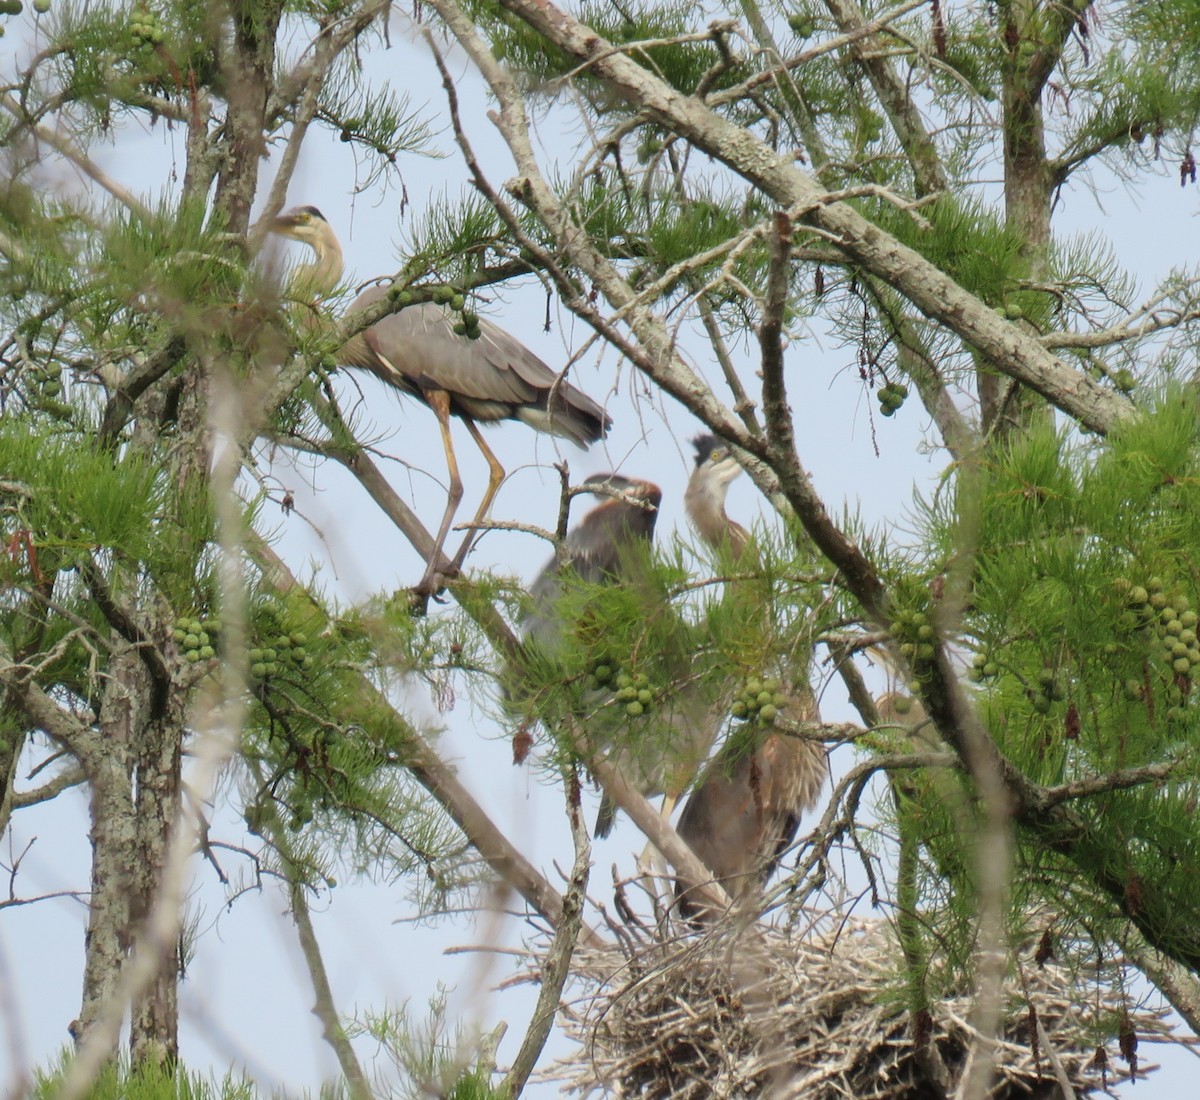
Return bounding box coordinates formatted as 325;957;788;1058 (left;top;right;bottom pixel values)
685;482;752;560
297;235;344;297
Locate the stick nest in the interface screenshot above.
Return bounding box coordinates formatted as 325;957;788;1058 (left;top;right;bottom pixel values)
546;914;1178;1099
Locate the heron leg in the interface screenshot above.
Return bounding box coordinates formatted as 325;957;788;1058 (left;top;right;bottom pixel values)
450;416;505;571
414;390;464;600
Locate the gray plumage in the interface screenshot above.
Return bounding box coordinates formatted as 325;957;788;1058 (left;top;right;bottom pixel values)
270;204;610;591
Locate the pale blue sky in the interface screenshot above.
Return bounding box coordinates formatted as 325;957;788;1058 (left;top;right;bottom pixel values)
1;5;1197;1096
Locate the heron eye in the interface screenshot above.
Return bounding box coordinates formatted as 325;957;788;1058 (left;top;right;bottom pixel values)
712;447;727;461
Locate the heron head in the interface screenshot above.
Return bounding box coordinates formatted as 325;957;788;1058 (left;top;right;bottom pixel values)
270;205;333;247
690;434;743;496
269;205;344;294
580;473;662;510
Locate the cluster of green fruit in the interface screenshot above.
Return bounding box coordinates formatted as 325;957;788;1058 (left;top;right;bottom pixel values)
27;362;63;397
1026;668;1066;714
249;631;314;680
389;284;482;340
892;607;937;676
173;616;220;663
129;6;164;48
730;677;787;727
588;660;657;717
1121;578;1200;675
877;380;909;417
966;651;1000;682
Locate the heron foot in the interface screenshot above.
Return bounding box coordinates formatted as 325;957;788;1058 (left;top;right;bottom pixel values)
407;564;459;616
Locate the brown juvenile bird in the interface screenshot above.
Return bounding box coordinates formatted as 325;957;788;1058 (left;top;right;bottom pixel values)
270;205;610;594
522;473;716;839
674;434;827;919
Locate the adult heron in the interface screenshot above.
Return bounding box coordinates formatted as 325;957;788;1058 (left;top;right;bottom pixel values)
674;434;827;919
270;205;611;595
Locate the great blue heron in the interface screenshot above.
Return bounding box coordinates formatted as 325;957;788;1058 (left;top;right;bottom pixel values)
674;435;827;919
270;205;611;594
521;468;715;839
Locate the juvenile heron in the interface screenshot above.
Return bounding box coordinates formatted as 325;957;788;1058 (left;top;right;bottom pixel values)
674;434;827;919
522;471;711;839
270;205;611;594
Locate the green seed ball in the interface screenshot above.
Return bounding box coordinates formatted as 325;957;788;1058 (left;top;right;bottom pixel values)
262;648;276;662
879;405;897;417
632;673;648;687
757;691;774;707
467;327;483;340
982;662;999;677
972;653;988;669
1113;368;1136;393
199;645;215;659
637;689;654;705
1174;657;1192;674
1167;620;1184;636
1116;611;1138;631
201;619;220;633
967;667;983;683
173;627;187;642
916;643;935;660
1182;610;1198;628
291;647;306;661
756;703;777;723
1032;696;1052;714
899;642;917;658
461;310;478;327
625;701;644;717
42;380;62;396
1151;593;1169;610
731;701;748;719
184;633;199;649
185;650;201;663
892;695;912;714
449;294;466;312
197;631;210;646
1124;679;1142;699
1167;706;1186;723
1038;668;1056;686
302;657;314;670
745;679;762;696
615;673;632;690
34;0;50;11
1147;576;1164;593
264;662;279;676
1172;641;1189;658
593;664;612;683
761;677;780;693
906;681;922;694
452;323;467;336
616;686;638;702
917;624;934;640
1127;586;1149;607
1189;648;1200;665
1102;643;1119;656
909;612;927;626
290;632;307;646
773;692;787;707
432;285;453;304
1160;607;1178;624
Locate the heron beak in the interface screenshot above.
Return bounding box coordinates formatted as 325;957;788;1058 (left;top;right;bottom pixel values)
269;214;302;237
